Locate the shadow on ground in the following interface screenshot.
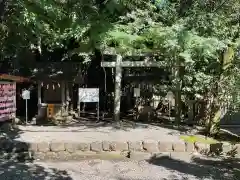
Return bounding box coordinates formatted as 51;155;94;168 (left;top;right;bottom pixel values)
197;128;240;144
0;122;73;180
147;155;240;180
44;113;195;134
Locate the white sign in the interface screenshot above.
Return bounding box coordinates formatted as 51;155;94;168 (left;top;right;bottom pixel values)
78;88;99;102
22;90;30;100
166;91;175;106
134;88;140;97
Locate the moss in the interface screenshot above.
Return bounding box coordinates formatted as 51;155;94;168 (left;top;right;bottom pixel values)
180;135;219;144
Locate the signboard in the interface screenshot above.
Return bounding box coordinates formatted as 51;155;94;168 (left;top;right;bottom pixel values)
0;81;16;122
166;91;175;107
22;90;30;100
134;88;140;97
47;104;54;117
78;88;99;102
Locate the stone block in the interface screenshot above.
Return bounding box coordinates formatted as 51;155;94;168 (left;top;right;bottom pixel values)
209;143;223;154
0;140;14;152
222;143;232;153
194;142;210;154
128;141;143;151
90;141;103;152
44;152;58;160
110;141;128;151
29;143;38;152
65;143;79;153
50;142;65;152
45;151;57;157
37;142;50;152
231;144;240;157
143;141;159;152
158;141;173;152
185;142;195;152
102;141;110;151
173;142;186;152
78;143;90;151
12;152;32;161
56;151;72;160
14;142;29;152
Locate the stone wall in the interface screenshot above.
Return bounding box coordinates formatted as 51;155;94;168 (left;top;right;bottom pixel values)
1;140;236;155
0;139;239;161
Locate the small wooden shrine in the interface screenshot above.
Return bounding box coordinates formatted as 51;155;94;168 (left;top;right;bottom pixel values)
31;62;83;119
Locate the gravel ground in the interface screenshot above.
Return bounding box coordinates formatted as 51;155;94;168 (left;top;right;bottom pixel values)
0;153;239;180
15;124;185;143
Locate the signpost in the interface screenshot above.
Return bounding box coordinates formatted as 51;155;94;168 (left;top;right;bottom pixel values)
166;91;175;120
22;89;30;124
133;88;140;97
47;104;54;118
78;88;100;120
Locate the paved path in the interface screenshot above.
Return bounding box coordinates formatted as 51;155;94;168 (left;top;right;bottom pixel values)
0;153;239;180
15;123;185;143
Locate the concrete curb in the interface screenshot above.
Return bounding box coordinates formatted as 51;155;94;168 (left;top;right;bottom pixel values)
1;122;238;159
0;140;236;155
0;140;190;153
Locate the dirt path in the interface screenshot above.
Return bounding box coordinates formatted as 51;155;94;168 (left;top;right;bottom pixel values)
15;123;187;143
0;153;238;180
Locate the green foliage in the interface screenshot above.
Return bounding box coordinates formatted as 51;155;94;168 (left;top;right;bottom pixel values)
180;135;218;144
99;0;240;133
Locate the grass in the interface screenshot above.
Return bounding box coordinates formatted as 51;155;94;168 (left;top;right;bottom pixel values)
180;135;219;144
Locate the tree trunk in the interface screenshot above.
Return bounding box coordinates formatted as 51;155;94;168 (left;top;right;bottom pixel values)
173;63;182;125
208;106;221;136
205;76;222;136
202;94;212;129
0;0;7;22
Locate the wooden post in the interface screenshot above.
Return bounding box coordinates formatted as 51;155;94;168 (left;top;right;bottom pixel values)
61;81;66;115
66;82;70;113
173;65;182;125
70;84;73;111
37;81;42;104
187;100;195;124
114;55;122;121
13;82;16;119
77;84;81;117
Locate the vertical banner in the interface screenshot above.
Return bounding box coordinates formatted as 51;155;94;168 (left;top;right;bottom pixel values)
0;81;16;122
47;104;55;118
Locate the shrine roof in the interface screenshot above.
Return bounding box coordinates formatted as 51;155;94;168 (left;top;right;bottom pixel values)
0;74;30;82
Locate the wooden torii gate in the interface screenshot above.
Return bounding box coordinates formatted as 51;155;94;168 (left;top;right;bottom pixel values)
101;54;166;121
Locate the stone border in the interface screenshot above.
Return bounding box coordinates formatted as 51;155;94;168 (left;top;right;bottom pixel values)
0;141;188;153
0;140;235;155
1;122;238;158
